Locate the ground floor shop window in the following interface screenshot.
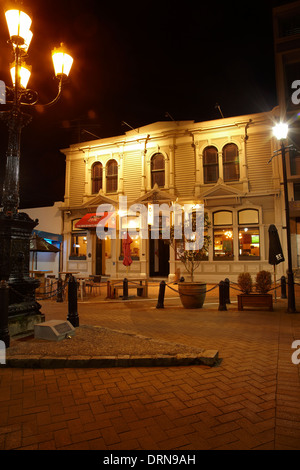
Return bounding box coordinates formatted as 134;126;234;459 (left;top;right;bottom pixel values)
213;229;234;260
70;233;87;259
213;211;234;260
119;234;140;260
239;227;260;260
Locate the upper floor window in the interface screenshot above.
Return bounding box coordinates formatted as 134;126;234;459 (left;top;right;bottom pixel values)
222;143;239;182
203;146;219;183
91;162;103;194
151;153;165;188
106;159;118;193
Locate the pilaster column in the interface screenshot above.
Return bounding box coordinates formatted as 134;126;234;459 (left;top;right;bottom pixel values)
194;141;202;197
169;144;175;194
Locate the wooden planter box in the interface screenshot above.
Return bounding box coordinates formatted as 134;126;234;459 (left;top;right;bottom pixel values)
237;293;273;311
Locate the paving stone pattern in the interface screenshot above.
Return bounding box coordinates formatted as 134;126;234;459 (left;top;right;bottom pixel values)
1;285;300;450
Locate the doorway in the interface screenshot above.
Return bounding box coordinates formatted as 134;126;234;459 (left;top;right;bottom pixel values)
149;238;170;277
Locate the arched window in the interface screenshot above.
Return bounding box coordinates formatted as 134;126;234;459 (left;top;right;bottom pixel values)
222;143;239;182
203;146;219;183
91;162;103;194
151;153;165;188
106;159;118;193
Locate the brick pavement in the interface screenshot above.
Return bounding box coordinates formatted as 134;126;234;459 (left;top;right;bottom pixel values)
1;283;300;450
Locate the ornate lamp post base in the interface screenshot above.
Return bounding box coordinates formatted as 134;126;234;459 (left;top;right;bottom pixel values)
0;211;45;336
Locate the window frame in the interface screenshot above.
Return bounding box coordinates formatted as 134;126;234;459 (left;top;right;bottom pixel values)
213;210;234;261
222;143;240;182
69;232;87;260
203;146;219;184
91;161;103;194
151;153;165;188
106;159;118;194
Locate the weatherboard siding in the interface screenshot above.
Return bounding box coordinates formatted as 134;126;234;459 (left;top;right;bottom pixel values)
123;151;142;204
174;143;196;198
246;132;273;193
69;158;85;206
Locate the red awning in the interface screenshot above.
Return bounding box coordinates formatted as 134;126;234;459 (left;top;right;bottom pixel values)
75;212;116;229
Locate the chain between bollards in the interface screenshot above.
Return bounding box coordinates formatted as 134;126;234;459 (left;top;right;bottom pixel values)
56;278;64;303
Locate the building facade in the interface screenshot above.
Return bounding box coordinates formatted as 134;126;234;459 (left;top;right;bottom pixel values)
59;109;293;282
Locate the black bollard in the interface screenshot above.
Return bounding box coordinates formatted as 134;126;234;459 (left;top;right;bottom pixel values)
281;276;287;299
224;278;230;304
56;278;63;303
218;281;227;311
123;278;128;300
156;280;166;309
67;275;79;327
0;280;10;348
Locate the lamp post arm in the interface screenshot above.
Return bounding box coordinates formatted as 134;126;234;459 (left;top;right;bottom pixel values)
37;75;63;108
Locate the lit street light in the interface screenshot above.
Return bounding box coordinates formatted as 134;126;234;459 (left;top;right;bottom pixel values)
0;8;73;345
273;122;297;313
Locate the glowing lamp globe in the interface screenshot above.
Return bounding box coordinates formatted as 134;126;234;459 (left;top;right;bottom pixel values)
273;122;288;140
52;44;73;78
5;9;32;46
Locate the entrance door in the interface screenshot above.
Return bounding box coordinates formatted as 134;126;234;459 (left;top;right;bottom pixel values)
149;238;170;277
95;237;103;275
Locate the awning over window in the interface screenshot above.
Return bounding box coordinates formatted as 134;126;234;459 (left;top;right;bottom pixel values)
75;212;116;229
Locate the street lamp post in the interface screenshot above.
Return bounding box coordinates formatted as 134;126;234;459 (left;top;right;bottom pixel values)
273;123;297;313
0;8;73;343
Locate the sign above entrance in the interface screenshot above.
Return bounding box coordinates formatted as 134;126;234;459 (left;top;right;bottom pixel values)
75;212;116;229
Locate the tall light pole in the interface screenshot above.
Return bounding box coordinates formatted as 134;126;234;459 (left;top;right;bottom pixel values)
0;7;73;342
273;122;297;313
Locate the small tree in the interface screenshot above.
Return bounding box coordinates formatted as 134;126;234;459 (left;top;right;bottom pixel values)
238;272;253;294
255;270;272;294
170;210;211;282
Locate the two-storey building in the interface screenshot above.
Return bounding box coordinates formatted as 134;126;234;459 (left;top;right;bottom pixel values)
59;109;291;282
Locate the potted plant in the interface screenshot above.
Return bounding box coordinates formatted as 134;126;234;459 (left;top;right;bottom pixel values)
255;270;272;294
237;270;273;311
237;272;253;294
170;210;211;308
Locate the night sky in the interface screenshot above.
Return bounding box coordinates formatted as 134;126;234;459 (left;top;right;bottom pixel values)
0;0;294;208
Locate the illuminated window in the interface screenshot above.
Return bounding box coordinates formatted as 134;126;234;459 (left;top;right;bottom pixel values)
203;146;219;183
106;159;118;193
213;211;233;260
222;143;239;182
70;233;87;259
239;227;260;260
119;234;140;260
238;209;260;260
91;162;102;194
151;153;165;188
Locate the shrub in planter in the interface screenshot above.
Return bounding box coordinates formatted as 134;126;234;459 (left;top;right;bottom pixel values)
255;270;272;294
237;272;253;294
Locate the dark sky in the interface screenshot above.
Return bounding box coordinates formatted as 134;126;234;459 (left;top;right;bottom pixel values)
0;0;294;208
